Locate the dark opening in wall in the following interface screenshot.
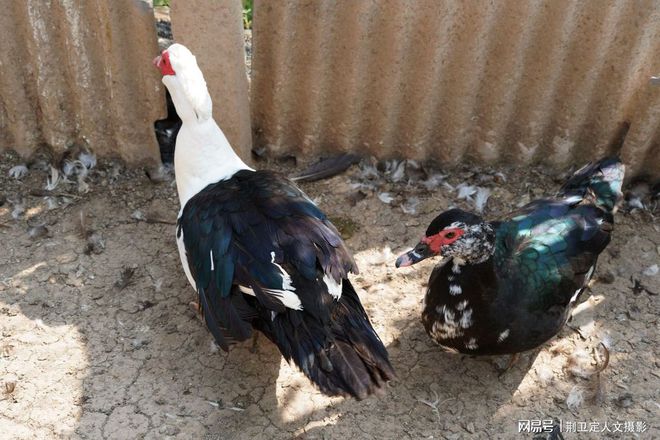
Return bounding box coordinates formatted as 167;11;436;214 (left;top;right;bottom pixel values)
154;90;181;164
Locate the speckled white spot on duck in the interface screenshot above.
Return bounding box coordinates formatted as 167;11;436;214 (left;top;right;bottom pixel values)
449;284;462;295
459;308;473;328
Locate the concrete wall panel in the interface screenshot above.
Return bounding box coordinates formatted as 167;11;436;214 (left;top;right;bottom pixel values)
0;0;164;165
251;0;660;178
170;0;252;163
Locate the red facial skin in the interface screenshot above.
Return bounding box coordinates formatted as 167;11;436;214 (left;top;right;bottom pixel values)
421;227;464;254
153;50;175;76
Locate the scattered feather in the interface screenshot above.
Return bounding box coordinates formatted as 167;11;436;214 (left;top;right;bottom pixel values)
361;247;395;266
626;196;644;210
566;385;585;411
152;278;163;293
291;153;360;182
494;172;507;182
109;163;122;183
85;232;105;255
131;338;147;349
209;340;220;353
358;161;380;180
146;164;173;183
137;300;156;311
456;183;477;200
474;187;491;213
567;348;592;379
615;393;633;408
385;160;406;182
114;266;137;291
77;177;90;194
421;174;446;191
378;192;394;204
8;165;28;179
3;375;17;394
536;364;554;386
45;197;58;210
131;210;147;221
62;160;88;178
45;167;60;191
643;264;658;277
78;151;97;169
347;189;367;206
27;224;49;240
550;339;573;356
401;197;419;215
10;200;25;220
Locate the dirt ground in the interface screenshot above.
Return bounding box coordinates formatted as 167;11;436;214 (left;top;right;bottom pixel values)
0;150;658;440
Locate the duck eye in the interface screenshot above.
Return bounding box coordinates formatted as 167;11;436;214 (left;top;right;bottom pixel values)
445;232;456;239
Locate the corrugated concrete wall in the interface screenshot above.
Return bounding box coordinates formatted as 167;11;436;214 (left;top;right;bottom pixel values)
170;0;252;163
0;0;164;165
251;0;660;178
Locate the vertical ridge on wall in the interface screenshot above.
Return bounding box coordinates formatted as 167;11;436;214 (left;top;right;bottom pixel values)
251;0;660;177
170;0;252;162
0;0;164;165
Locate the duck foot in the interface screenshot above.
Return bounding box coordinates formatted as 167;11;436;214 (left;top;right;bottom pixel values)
250;332;259;353
189;300;203;320
497;353;521;377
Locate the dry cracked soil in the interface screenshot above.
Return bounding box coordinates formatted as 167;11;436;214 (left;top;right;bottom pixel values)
0;151;658;439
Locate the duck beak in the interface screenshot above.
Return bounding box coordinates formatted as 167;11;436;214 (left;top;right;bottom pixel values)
395;242;433;268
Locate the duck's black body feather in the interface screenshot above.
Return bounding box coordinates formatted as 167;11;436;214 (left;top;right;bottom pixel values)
177;169;394;398
421;157;624;355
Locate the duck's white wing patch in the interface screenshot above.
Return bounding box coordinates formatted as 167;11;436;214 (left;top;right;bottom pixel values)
323;274;343;300
271;252;295;291
238;285;255;296
262;252;303;310
229;253;304;311
176;225;196;291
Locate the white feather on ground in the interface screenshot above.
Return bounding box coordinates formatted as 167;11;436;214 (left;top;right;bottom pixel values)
45;197;58;210
360;247;395;266
456;183;477;200
385;160;406;182
8;165;28;179
10;199;25;220
131;210;147;221
378;192;394;204
474;187;491;213
421;174;447;191
45;167;60;191
535;364;554;386
567;348;592;379
566;385;585;411
358;162;379;180
78;151;97;169
643;264;658;276
401;197;419;215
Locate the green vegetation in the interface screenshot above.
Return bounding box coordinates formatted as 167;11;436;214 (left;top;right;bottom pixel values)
242;0;252;29
153;0;170;6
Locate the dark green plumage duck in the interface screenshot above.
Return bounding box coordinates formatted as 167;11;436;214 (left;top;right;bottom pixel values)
395;157;624;355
